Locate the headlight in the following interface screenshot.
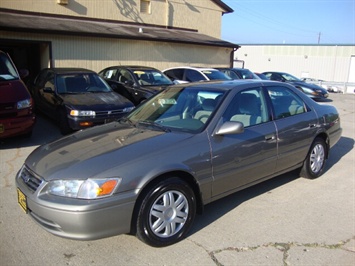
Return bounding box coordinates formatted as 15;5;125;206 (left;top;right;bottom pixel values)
299;86;317;95
17;99;32;109
48;178;121;199
70;110;96;117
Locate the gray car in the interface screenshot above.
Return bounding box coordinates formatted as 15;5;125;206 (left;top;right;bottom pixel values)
16;80;342;247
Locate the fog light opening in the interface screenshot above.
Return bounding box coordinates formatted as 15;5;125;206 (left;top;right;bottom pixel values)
80;122;93;127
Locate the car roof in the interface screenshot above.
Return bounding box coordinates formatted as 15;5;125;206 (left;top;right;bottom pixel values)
163;66;219;71
173;79;278;91
217;67;251;71
42;68;95;74
262;71;286;74
103;66;161;71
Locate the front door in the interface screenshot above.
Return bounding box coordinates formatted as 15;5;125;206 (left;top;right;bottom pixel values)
210;87;278;198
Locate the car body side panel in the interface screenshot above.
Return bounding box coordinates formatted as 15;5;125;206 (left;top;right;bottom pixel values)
273;111;319;173
313;103;342;148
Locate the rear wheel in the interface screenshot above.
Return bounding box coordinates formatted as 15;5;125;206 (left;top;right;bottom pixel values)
136;177;196;247
301;138;327;179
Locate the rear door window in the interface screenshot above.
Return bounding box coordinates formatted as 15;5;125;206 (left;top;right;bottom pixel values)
266;86;308;119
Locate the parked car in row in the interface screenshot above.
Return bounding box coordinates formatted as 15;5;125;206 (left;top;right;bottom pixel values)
217;67;260;80
16;79;341;247
0;50;35;139
254;72;269;80
163;66;231;83
30;68;134;134
262;71;329;100
302;77;341;93
99;66;174;105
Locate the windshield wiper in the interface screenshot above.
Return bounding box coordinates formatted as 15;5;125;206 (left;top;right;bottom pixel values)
118;117;135;126
137;121;171;132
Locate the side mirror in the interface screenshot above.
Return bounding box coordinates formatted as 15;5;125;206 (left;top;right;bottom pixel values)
19;69;29;79
125;80;134;87
215;121;244;136
43;87;54;93
110;84;118;90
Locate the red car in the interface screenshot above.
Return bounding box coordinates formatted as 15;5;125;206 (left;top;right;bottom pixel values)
0;50;35;139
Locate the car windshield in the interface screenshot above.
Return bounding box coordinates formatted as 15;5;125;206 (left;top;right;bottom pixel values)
133;69;174;86
57;73;112;94
202;70;231;81
281;73;302;82
236;69;259;79
0;53;19;81
127;86;225;133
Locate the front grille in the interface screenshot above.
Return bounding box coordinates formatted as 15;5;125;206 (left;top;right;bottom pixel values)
0;102;17;118
19;166;43;192
95;109;127;117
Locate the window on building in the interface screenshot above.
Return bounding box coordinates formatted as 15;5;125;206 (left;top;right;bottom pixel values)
140;0;151;14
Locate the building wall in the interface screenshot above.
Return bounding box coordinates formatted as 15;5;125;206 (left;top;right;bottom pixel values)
235;45;355;83
1;31;231;72
0;0;223;38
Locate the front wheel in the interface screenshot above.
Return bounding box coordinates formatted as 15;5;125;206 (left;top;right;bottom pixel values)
58;109;72;135
300;138;327;179
136;177;196;247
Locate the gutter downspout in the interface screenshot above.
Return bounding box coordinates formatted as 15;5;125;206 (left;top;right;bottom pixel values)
230;47;238;67
166;0;169;28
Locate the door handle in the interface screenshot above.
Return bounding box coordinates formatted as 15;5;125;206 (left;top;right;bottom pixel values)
265;134;276;141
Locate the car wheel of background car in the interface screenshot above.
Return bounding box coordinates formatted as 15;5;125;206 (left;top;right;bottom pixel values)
58;109;72;135
136;177;196;247
300;137;327;179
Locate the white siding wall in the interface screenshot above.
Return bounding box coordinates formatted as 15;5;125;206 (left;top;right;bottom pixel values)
1;31;231;71
235;45;355;83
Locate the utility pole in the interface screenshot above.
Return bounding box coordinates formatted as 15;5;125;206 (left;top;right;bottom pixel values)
318;32;321;44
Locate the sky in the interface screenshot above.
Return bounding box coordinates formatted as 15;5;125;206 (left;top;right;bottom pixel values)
221;0;355;45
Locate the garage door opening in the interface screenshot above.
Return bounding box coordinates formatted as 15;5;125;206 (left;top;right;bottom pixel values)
0;40;51;85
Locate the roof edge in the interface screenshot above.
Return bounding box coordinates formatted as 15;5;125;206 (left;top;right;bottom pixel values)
212;0;234;14
0;8;197;33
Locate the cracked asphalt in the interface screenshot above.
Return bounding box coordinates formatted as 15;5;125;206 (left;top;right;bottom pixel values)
0;93;354;266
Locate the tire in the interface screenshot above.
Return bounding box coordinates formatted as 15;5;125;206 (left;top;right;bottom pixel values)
136;177;196;247
58;109;72;135
300;138;327;179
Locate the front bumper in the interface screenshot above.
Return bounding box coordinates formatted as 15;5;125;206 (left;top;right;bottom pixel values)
67;113;127;131
0;113;36;138
16;167;136;240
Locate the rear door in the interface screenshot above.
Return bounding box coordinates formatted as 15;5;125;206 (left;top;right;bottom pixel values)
265;85;319;174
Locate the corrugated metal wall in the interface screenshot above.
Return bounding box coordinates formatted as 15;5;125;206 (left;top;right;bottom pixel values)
235;45;355;83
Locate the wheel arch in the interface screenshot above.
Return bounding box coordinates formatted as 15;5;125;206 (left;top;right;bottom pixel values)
314;132;330;159
129;170;203;235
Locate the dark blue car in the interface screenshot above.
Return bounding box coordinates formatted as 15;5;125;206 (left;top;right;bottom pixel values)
262;71;329;100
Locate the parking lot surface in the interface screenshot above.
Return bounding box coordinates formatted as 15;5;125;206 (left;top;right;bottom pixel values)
0;93;354;266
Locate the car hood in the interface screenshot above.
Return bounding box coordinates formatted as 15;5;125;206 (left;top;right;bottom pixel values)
61;92;133;109
25;122;193;180
287;81;328;92
141;85;171;93
0;79;31;102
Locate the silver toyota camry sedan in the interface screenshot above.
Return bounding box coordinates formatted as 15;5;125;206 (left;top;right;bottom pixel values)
16;80;342;247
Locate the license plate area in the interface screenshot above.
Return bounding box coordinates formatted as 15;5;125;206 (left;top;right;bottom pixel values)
104;118;115;124
17;188;28;213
